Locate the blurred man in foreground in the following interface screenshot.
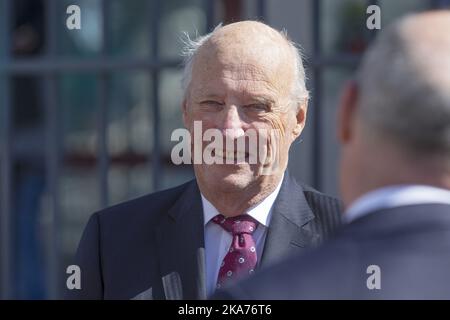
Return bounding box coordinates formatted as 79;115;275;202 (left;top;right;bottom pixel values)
214;11;450;299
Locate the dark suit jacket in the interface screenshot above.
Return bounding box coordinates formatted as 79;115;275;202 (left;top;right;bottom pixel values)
215;203;450;299
66;172;342;299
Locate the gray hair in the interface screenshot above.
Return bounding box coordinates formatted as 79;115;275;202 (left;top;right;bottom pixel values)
356;14;450;157
180;23;309;109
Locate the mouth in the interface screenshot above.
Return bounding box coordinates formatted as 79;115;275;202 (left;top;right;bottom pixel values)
213;149;250;163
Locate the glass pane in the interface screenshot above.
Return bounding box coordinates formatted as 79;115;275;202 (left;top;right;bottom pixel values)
11;0;45;58
380;0;429;27
109;72;153;156
159;68;194;190
0;77;5;136
0;16;5;57
12;76;44;130
58;0;102;57
60;73;97;274
161;165;194;190
108;0;151;57
60;72;100;255
322;0;369;55
321;67;354;197
1;2;8;56
9;75;46;299
0;42;4;60
14;159;46;299
160;69;184;154
60;166;100;256
109;164;152;205
159;0;207;59
108;71;153;204
60;73;98;156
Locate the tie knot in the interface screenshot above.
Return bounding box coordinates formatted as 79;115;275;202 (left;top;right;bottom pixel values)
212;214;258;235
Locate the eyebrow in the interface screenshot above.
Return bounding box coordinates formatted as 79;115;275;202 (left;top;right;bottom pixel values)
200;94;223;99
195;94;224;102
248;96;275;105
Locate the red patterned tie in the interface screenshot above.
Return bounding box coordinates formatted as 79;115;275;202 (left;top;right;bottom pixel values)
212;214;259;290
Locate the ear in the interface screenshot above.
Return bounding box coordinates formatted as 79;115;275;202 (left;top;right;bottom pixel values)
338;80;359;144
292;100;308;138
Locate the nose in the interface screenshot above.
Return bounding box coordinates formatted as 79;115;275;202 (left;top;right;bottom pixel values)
220;105;245;140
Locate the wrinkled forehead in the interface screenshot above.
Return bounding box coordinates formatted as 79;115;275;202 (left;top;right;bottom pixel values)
189;33;296;99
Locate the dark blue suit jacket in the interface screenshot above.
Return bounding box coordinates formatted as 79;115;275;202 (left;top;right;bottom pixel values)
215;203;450;299
65;173;342;299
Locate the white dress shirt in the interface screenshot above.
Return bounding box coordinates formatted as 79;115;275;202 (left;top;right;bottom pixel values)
201;177;283;297
345;184;450;223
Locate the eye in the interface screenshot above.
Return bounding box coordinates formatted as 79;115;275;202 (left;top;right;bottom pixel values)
200;100;224;106
246;103;269;112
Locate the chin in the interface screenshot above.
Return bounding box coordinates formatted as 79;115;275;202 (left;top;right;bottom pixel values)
202;164;256;191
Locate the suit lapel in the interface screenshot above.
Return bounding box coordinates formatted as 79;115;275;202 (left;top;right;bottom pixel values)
155;180;206;299
260;173;320;269
154;174;321;297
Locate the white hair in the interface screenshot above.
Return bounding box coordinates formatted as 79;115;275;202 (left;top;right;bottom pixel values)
180;22;309;109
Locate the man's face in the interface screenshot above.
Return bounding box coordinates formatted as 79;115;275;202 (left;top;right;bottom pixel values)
182;37;306;192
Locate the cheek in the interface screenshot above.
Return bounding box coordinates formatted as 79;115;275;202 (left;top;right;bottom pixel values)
185;107;213;132
260;113;294;144
251;116;293;158
261;114;284;132
190;108;218;126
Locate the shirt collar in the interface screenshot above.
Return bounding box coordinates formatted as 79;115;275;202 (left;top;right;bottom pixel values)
345;184;450;223
201;174;284;227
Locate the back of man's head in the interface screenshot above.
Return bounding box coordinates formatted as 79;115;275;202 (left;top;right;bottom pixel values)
339;11;450;206
357;11;450;158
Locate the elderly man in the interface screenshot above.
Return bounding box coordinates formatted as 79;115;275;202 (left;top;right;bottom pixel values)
214;12;450;300
67;21;342;300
